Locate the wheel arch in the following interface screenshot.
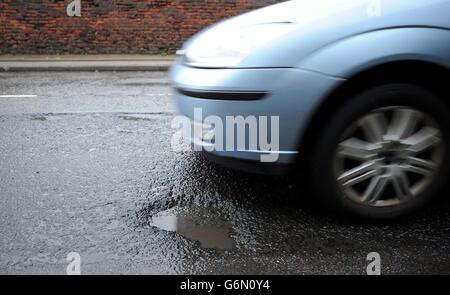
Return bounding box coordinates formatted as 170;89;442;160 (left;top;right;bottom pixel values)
294;60;450;167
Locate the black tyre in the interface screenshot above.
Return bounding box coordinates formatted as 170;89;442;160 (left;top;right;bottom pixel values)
310;84;450;220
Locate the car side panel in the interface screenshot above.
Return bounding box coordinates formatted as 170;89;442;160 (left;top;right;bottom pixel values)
297;28;450;78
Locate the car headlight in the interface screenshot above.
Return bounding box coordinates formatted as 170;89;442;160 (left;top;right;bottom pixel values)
184;22;295;68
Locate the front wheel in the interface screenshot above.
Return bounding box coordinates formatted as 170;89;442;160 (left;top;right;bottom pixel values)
310;84;450;220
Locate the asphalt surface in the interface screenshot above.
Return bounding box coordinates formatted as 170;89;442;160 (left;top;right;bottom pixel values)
0;72;449;275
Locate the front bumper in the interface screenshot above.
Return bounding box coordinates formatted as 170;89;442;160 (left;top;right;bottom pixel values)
170;60;345;174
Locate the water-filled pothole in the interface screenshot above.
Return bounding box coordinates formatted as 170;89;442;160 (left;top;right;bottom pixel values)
150;206;235;251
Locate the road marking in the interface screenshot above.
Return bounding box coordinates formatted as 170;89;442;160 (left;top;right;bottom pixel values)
0;95;37;98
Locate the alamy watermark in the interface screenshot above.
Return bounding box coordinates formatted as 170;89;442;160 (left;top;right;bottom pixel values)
66;252;81;275
367;252;381;275
62;251;381;275
367;0;382;17
171;108;280;163
65;1;382;19
67;0;81;17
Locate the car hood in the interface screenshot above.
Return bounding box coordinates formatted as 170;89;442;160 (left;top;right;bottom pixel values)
222;0;373;27
183;0;450;68
216;0;449;28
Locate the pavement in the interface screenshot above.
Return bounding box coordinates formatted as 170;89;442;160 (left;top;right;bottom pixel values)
0;71;449;275
0;55;175;72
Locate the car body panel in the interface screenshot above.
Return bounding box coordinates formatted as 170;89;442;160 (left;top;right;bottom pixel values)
170;64;345;164
170;0;450;173
299;27;450;77
186;0;450;70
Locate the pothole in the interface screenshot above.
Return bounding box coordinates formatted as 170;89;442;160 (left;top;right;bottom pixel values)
150;206;235;251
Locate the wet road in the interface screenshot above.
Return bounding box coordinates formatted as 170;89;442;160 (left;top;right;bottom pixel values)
0;72;449;275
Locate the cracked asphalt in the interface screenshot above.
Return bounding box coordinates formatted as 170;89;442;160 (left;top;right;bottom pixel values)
0;72;449;275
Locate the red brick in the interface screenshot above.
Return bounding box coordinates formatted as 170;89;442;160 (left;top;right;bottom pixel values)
0;0;283;54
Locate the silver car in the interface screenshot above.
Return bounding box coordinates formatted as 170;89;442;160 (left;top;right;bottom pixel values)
170;0;450;219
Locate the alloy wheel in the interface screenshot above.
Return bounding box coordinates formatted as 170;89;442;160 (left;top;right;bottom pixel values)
334;106;444;207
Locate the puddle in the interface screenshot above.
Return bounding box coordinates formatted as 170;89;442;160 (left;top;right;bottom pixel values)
150;206;235;251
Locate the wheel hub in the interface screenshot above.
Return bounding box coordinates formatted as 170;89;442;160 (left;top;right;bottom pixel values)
378;141;408;164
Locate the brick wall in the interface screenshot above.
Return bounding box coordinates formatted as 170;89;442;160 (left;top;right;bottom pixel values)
0;0;284;54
